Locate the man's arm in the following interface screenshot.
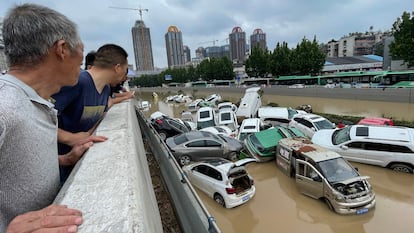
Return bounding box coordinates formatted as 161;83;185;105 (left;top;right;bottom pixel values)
107;91;135;108
58;135;107;166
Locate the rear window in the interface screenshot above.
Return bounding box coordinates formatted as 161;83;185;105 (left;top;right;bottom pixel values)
174;134;188;145
356;127;369;136
221;112;231;121
200;111;210;118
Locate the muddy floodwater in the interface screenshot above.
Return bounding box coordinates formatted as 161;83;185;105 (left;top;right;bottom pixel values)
136;89;414;233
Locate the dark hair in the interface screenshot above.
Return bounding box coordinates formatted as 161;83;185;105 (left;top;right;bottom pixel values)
84;51;96;70
93;44;128;68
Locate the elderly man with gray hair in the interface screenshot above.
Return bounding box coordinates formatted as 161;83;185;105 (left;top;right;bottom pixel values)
0;4;106;233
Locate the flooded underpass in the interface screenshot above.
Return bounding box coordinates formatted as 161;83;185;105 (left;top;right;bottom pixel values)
137;89;414;233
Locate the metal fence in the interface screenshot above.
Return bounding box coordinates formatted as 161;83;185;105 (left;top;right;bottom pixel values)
135;106;221;233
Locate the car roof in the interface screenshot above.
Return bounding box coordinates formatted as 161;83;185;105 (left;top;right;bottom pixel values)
280;138;342;162
250;127;286;147
294;113;327;122
241;118;260;126
258;107;289;119
350;125;414;142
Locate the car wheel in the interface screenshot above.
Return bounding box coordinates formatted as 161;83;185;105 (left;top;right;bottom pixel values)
324;198;334;212
158;131;167;141
214;194;226;207
228;152;238;162
390;163;413;173
179;155;191;166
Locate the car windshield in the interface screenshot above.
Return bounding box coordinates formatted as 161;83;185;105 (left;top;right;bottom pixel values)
239;132;250;141
287;109;298;119
197;119;215;129
250;134;264;149
174;134;189;145
332;127;351;145
318;158;359;183
221;112;231;121
313;119;334;130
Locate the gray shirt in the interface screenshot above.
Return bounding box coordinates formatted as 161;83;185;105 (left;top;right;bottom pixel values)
0;74;60;232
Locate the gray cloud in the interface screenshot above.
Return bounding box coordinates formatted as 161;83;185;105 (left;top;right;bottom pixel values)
1;0;409;68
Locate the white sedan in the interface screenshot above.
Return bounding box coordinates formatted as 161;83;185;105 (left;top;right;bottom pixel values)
183;158;256;208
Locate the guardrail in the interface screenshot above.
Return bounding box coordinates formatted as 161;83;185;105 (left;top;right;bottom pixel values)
135;106;221;233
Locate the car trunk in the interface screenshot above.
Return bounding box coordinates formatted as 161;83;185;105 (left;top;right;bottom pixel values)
228;167;252;194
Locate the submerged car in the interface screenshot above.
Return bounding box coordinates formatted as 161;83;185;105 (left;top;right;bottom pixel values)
183;158;256;208
275;137;376;215
166;131;243;166
312;125;414;173
357;117;394;126
289;113;336;138
245;126;305;162
237;118;262;141
196;106;217;130
258;106;306;127
200;125;233;137
150;112;191;141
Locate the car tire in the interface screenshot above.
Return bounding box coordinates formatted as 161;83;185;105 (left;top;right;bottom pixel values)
214;194;226;207
228;152;238;162
158;131;167;141
179;155;191;166
390;163;413;173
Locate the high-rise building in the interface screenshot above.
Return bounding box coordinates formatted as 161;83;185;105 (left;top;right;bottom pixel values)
132;20;154;71
195;47;206;59
229;26;246;64
183;45;191;64
165;25;185;68
250;28;267;52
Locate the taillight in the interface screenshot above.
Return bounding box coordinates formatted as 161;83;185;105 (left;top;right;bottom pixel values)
156;119;163;124
226;187;236;194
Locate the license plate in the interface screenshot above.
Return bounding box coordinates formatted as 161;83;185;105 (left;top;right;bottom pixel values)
242;195;250;202
356;208;368;215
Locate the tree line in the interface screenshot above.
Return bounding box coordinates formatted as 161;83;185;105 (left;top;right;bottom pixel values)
131;11;414;88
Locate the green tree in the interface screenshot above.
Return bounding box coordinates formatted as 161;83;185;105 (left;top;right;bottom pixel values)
291;36;325;75
245;46;269;78
196;57;234;81
270;42;292;76
389;11;414;67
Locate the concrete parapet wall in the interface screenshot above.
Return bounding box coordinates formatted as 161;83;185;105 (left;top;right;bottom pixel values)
54;100;163;233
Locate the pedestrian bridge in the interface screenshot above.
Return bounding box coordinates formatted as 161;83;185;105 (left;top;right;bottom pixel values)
54;99;220;233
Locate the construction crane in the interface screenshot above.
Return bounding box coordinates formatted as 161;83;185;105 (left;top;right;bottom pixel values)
198;39;218;46
109;6;152;71
109;6;148;21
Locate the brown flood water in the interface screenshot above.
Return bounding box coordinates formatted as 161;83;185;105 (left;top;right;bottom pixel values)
136;90;414;233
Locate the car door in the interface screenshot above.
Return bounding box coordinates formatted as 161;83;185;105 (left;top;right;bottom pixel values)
295;160;324;199
189;165;209;193
203;167;223;197
338;141;369;164
204;139;224;158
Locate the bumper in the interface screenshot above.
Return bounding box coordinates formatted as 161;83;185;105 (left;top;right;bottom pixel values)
331;193;376;215
244;140;274;163
225;186;256;208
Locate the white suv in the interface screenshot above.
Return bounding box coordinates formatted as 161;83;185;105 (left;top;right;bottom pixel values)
312;125;414;173
289;113;335;138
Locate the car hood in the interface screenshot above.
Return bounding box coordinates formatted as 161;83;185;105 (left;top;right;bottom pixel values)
338;176;370;185
311;129;336;147
233;158;256;167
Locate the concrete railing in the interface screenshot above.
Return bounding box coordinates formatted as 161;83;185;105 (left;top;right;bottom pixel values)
54;99;163;233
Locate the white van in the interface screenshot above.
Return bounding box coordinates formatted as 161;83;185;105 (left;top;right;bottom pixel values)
237;118;261;141
218;108;239;138
196;107;217;130
236;87;262;122
258;107;306;127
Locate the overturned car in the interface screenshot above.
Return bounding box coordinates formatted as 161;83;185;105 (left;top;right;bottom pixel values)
275;137;376;215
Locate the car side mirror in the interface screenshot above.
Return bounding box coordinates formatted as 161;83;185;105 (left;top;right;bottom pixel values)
354;167;359;171
340;145;349;150
310;172;322;182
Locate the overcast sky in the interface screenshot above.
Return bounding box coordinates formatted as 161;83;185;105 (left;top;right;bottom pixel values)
1;0;411;69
